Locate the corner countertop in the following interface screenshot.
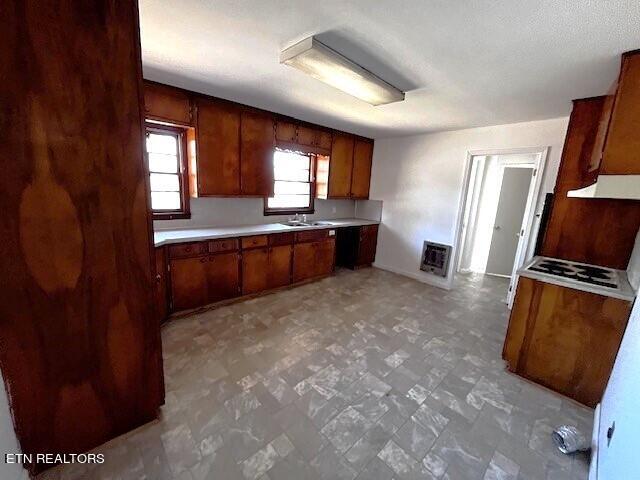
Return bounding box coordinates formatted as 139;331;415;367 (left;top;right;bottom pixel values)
517;256;636;302
153;218;380;247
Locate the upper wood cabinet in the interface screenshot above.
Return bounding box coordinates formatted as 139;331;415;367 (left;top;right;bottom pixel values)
196;98;241;195
240;111;275;196
275;120;333;153
328;133;355;198
144;81;192;125
275;121;297;143
351;139;374;199
600;51;640;174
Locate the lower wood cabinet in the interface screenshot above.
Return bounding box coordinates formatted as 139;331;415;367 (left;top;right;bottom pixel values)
293;238;336;283
170;252;240;311
503;276;631;407
268;245;293;289
357;224;378;266
242;247;269;295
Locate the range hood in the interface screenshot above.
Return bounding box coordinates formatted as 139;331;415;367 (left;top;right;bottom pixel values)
567;175;640;200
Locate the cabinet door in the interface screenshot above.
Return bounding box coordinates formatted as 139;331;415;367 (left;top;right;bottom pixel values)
155;247;168;322
144;81;192;125
170;256;209;311
241;111;275;195
196;99;240;195
242;248;269;295
328;133;354;198
268;245;292;289
293;242;316;283
351;139;373;199
276;121;297;143
315;238;336;277
601;52;640;174
317;130;333;150
357;225;378;266
205;252;240;303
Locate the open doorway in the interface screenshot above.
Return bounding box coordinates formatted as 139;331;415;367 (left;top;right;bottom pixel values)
455;149;547;306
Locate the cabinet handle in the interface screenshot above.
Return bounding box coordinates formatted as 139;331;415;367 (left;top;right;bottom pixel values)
209;256;215;262
200;257;206;263
155;274;161;282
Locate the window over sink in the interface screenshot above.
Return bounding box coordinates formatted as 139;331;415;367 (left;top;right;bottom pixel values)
264;149;315;215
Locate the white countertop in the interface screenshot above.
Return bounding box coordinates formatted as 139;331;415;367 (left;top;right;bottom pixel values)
153;218;380;247
518;256;636;302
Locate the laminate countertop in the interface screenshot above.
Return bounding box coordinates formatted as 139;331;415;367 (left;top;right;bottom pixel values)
153;218;380;247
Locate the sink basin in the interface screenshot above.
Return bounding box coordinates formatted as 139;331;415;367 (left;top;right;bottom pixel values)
280;221;310;227
310;221;334;226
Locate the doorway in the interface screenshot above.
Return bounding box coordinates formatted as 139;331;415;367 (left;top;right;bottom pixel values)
455;149;547;306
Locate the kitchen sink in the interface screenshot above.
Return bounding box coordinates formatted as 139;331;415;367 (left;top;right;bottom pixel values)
279;220;335;227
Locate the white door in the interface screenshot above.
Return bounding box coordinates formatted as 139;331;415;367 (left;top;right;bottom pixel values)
485;167;533;276
595;299;640;479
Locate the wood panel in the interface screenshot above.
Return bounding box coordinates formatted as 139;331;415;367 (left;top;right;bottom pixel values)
241;248;269;295
328;133;355;198
196;98;241;195
268;245;292;289
357;225;378;266
170;256;209;310
0;1;164;473
240;111;275;196
205;252;240;303
601;51;640;174
143;81;192;125
317;130;333;150
541;97;640;269
275;121;296;143
155;247;168;323
297;125;318;146
351;139;373;199
503;277;630;407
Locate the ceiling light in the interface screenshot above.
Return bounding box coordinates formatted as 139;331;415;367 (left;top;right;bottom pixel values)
280;36;405;106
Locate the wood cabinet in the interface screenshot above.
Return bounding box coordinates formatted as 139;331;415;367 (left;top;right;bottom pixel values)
276;121;297;143
540;97;640;269
242;247;269;295
268;245;293;288
241;111;275;195
600;51;640;174
144;81;192;125
351;139;374;199
357;224;379;265
293;231;336;282
196;98;241;195
170;251;240;310
328;133;355;198
503;277;631;407
155;247;168;323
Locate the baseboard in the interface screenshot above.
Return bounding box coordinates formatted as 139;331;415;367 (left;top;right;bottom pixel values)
373;262;452;290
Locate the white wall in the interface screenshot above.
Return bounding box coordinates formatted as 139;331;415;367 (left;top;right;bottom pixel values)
370;116;569;289
0;379;27;480
154;197;355;230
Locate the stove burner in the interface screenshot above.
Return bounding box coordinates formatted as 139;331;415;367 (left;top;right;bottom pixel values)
529;259;618;289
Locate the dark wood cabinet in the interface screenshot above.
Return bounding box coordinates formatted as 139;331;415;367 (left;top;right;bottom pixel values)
242;247;269;295
351;139;374;199
328;133;355;198
205;252;240;302
170;255;210;310
503;277;631;407
336;224;378;269
155;247;168;322
268;245;293;288
276;120;297;143
293;233;336;282
357;224;379;265
196;98;241;195
296;125;318;146
317;130;333;150
600;51;640;174
144;81;192;125
241;111;275;196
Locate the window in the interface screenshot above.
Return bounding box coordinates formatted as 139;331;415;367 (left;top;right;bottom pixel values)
265;149;315;214
145;123;190;219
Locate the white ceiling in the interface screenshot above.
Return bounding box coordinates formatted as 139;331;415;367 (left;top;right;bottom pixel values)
139;0;640;139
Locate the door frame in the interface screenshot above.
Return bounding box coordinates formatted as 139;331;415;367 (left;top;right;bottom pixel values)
451;146;549;306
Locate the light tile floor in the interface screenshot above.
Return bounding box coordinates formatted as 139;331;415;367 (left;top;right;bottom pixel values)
41;268;592;480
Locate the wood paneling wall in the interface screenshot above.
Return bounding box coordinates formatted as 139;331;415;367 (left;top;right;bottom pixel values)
0;0;163;474
541;97;640;268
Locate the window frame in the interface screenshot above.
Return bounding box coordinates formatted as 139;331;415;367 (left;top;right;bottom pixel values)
263;149;316;216
145;122;191;220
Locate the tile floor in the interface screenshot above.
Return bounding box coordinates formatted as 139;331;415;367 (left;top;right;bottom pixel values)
41;268;592;480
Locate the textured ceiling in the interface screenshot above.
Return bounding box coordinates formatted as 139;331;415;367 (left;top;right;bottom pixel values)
139;0;640;138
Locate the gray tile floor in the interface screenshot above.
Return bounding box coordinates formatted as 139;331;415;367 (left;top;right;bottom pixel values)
41;268;592;480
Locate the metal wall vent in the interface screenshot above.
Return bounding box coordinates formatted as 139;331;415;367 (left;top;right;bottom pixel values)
420;241;451;277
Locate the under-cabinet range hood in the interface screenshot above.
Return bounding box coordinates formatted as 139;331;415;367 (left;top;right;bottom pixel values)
567;175;640;200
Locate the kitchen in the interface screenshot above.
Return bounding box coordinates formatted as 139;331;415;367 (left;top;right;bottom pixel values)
1;2;640;480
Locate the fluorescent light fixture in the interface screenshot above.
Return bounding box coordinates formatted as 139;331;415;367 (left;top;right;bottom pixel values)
280;36;405;106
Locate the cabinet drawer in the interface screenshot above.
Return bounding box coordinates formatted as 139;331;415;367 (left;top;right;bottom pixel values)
209;238;239;253
295;229;335;243
269;232;294;246
168;241;208;259
241;235;268;249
